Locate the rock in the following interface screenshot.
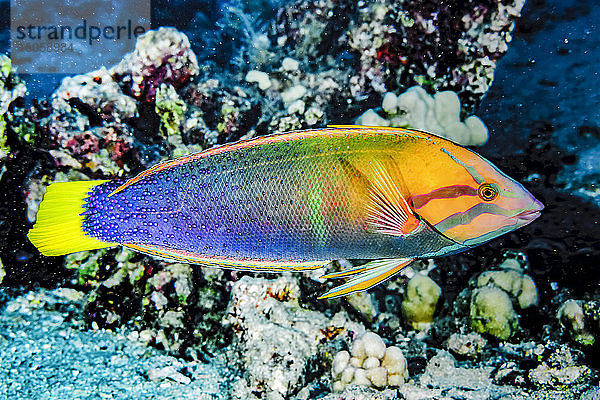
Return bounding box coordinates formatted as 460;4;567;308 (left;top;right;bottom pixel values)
420;350;493;390
470;286;517;340
528;345;591;388
355;109;390;127
225;275;362;399
111;27;198;102
52;67;138;124
401;273;441;331
245;70;272;90
281;57;300;72
304;107;324;126
446;332;487;358
147;365;191;385
557;300;595;346
0;55;27;161
281;85;307;105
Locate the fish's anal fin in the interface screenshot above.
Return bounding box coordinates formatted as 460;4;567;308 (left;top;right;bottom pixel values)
318;258;413;299
123;243;330;272
360;159;424;236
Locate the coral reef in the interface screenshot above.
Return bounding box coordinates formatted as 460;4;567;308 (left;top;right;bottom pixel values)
0;55;27;161
45;67;136;175
111;27;199;102
446;332;487;358
345;0;526;109
557;300;597;346
225;275;363;399
155;83;187;138
470;285;518;340
331;331;409;391
0;257;4;284
528;345;591;389
57;247;231;357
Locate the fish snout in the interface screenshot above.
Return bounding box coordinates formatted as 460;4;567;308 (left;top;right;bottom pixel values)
515;196;544;223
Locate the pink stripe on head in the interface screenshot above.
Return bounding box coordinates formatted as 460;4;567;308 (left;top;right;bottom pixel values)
411;185;477;209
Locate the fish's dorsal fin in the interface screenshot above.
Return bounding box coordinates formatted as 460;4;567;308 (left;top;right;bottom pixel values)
351;158;424;236
318;258;413;299
123;243;330;272
327;125;436;142
110;126;435;197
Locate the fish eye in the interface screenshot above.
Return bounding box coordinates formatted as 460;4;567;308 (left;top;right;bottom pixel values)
478;183;498;201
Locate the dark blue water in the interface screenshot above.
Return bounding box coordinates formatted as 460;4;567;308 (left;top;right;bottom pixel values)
480;0;599;154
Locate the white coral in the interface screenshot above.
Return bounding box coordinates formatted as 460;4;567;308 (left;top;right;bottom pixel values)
332;331;409;391
356;86;489;146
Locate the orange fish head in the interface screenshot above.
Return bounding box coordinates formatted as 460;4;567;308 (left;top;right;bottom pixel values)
406;146;544;247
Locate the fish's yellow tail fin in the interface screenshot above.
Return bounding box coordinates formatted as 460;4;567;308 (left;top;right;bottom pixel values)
28;180;118;256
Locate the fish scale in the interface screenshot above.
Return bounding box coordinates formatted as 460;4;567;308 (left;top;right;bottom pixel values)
82;133;457;261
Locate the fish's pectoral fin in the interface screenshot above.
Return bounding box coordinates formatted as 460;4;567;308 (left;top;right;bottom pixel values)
350;158;423;237
318;258;413;299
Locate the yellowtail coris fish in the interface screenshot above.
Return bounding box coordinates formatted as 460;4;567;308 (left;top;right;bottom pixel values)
28;126;543;298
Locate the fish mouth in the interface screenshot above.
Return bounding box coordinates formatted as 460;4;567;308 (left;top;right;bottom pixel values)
515;209;541;222
515;199;544;222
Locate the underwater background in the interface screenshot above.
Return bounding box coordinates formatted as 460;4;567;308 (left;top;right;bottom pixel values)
0;0;599;399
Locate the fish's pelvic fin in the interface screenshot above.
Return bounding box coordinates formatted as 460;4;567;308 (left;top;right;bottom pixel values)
360;159;424;236
318;258;413;299
123;243;331;272
27;180;118;256
320;264;370;279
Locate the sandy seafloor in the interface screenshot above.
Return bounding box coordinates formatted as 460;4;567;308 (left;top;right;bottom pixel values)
0;289;231;400
1;0;600;399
